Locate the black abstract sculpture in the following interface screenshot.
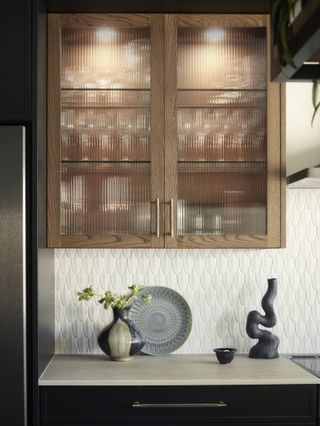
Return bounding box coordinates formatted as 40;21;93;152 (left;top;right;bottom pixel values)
246;278;280;359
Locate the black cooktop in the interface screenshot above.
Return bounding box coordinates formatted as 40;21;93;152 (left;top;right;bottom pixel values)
290;355;320;378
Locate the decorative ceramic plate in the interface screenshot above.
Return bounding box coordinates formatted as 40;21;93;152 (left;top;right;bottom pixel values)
129;286;192;355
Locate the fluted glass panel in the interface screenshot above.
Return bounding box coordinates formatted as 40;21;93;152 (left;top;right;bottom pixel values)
61;27;150;89
60;26;151;236
61;90;150;161
177;163;266;235
177;27;267;236
178;27;266;89
61;163;150;235
178;91;266;162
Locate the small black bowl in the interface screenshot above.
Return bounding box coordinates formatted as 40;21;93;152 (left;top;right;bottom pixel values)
213;348;237;364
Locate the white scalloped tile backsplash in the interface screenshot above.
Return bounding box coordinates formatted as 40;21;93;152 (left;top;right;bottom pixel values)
55;189;320;355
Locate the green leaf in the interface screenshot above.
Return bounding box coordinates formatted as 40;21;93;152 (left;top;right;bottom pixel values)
271;0;282;19
279;11;290;50
272;0;283;37
287;2;294;17
98;290;115;310
312;80;319;109
311;81;320;126
77;284;151;311
77;286;95;301
288;0;299;21
311;101;320;127
272;0;297;69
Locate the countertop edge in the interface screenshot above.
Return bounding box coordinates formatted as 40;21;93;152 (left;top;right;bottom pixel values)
39;378;320;386
38;354;320;386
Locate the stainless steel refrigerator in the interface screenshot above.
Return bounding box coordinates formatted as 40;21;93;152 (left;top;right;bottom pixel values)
0;126;27;425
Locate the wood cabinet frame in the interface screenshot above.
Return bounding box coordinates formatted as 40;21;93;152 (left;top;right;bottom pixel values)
48;14;285;249
48;14;165;248
164;14;285;248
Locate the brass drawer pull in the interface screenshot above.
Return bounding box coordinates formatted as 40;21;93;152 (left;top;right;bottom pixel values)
132;401;227;408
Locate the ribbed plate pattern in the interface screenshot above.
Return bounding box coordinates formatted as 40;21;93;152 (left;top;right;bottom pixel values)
55;190;320;354
129;286;192;355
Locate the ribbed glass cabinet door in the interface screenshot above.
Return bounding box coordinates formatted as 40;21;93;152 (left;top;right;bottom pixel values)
48;14;282;248
165;15;281;248
48;15;164;247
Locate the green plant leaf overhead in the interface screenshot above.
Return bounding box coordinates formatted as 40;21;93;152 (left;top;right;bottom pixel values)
273;0;299;69
312;79;319;109
311;80;320;126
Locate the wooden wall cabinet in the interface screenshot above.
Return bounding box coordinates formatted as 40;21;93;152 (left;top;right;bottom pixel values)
48;14;285;249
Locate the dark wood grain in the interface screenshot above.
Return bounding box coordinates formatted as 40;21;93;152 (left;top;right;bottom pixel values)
266;14;282;248
150;15;165;248
164;15;178;242
57;234;154;248
165;234;278;249
177;14;266;27
58;13;151;27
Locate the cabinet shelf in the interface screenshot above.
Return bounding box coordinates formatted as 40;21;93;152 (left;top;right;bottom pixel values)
61;88;150;109
61;88;151;91
178;160;266;164
61;105;149;109
178;105;265;109
177;89;266;109
61;160;150;164
178;88;266;92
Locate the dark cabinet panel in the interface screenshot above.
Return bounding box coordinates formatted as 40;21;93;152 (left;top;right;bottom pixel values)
0;1;31;121
44;0;271;14
40;424;317;426
40;385;317;425
40;424;316;426
0;127;27;426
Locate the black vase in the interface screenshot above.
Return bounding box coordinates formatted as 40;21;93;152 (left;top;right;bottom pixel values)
97;307;145;361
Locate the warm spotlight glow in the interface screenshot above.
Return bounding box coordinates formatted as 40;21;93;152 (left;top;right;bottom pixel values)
204;29;225;42
96;28;117;41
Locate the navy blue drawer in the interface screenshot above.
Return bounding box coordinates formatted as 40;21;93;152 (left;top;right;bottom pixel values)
40;385;317;424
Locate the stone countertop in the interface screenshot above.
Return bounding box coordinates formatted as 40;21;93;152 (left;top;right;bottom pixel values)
39;354;320;386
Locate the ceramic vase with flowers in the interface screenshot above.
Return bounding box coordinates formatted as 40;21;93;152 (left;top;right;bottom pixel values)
77;284;152;361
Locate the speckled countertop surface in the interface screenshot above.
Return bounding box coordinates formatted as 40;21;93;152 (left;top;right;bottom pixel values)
39;354;320;386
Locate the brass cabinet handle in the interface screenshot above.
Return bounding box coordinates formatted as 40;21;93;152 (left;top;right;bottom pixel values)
170;198;174;237
132;401;227;408
155;198;160;238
